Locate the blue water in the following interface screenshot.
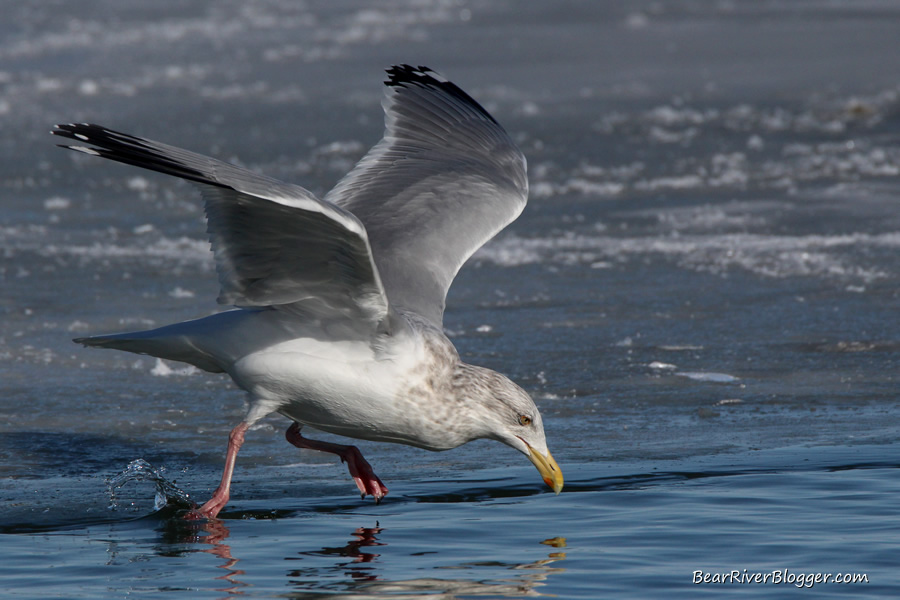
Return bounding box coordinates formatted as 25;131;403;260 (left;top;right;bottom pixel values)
2;450;898;598
2;1;900;598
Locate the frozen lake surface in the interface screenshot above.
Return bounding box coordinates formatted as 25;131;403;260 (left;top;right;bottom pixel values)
2;1;899;598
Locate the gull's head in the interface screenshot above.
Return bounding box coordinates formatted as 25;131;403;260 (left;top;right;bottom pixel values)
455;364;563;494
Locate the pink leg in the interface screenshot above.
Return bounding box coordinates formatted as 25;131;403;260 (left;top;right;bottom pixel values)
285;422;388;502
189;422;249;519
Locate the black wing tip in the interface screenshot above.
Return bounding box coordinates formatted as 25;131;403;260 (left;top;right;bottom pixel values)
51;122;228;190
52;122;105;137
51;123;123;151
384;64;499;125
51;123;129;146
385;64;439;85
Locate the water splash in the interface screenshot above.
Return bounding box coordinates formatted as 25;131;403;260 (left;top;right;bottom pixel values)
107;459;194;512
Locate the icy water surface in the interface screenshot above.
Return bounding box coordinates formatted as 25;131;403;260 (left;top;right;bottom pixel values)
2;1;900;598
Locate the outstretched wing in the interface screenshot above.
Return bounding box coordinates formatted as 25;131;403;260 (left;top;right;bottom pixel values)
52;123;390;331
326;65;528;326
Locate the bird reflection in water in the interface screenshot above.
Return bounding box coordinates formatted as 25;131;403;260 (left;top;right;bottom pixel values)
286;523;386;584
179;518;248;597
184;519;566;598
286;526;567;597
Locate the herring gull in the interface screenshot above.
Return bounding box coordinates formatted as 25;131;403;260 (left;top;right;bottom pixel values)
52;64;562;519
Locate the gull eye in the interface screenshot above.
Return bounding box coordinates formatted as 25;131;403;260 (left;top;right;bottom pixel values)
518;414;532;427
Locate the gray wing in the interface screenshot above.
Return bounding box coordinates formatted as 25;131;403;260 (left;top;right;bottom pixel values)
52;123;389;331
325;65;528;326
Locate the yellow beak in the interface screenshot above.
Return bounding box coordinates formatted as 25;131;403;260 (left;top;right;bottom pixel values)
527;445;564;494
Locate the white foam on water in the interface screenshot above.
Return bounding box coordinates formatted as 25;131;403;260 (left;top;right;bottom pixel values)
40;236;213;266
536;139;899;198
132;224;155;235
126;176;150;192
1;13;245;60
676;372;740;383
649;361;678;371
0;225;49;241
478;230;900;283
634;175;705;191
646;105;718;126
653;204;768;232
150;358;199;377
66;320;90;332
43;196;71;210
566;89;900;199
